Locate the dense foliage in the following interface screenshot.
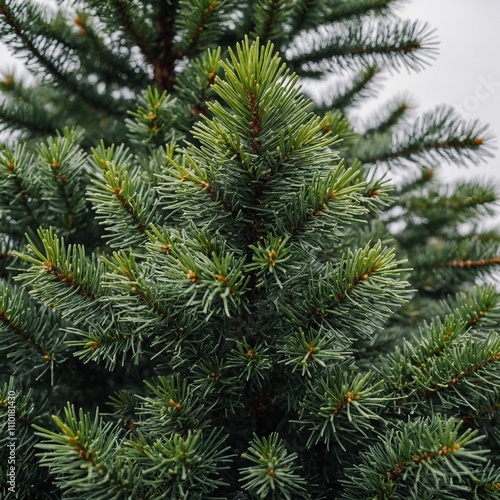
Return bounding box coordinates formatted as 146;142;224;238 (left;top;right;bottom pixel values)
0;1;499;498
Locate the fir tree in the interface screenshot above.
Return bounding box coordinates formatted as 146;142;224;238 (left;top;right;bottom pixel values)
0;1;499;498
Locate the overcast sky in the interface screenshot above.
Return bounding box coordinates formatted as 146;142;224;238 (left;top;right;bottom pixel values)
368;0;500;186
0;0;498;191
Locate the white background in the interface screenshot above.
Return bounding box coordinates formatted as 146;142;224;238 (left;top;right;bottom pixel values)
372;0;500;193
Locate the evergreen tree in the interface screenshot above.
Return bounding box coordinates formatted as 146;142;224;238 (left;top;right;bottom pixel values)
1;1;499;498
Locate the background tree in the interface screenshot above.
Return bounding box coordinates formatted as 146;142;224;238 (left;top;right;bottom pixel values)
0;0;499;498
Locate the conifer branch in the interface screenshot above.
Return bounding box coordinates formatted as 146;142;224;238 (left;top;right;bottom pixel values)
342;417;487;499
0;100;57;136
325;0;400;23
362;94;414;137
299;369;384;450
288;0;320;34
422;335;500;399
33;404;139;497
88;144;161;249
0;309;51;361
358;106;494;167
315;65;381;114
176;0;228;57
12;228;106;321
239;433;307;498
0;144;39;227
0;7;498;496
252;0;286;45
293;242;411;339
0;1;125;116
440;257;500;269
174;47;220;127
0;281;61;378
61;11;150;90
288;19;438;75
109;0;154;64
